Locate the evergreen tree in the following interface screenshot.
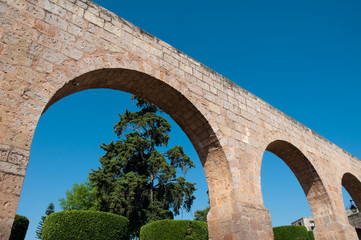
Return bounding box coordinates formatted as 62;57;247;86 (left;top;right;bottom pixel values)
35;202;54;239
89;96;196;237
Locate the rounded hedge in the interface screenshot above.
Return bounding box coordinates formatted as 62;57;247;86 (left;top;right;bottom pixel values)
140;220;208;240
273;225;309;240
308;230;315;240
9;214;30;240
42;210;129;240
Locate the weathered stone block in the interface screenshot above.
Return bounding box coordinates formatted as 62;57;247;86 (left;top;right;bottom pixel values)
44;12;68;30
0;161;26;175
61;44;83;60
84;11;104;27
0;172;24;195
0;57;16;75
42;47;68;64
0;218;14;240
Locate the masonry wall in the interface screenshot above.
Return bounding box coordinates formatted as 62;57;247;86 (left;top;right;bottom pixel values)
0;0;360;239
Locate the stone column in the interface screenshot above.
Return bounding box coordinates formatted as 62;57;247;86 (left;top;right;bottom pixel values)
208;201;273;240
311;187;360;240
0;144;29;240
205;146;274;240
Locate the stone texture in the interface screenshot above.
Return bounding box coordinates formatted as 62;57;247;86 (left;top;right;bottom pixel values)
0;0;360;239
0;218;14;240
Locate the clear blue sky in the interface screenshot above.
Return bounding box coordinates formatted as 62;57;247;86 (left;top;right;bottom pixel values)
16;0;361;239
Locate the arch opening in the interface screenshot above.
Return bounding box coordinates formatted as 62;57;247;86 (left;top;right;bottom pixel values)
13;67;234;239
43;68;235;213
18;89;211;239
342;173;361;239
261;151;313;229
261;140;334;236
342;173;361;212
44;68;220;165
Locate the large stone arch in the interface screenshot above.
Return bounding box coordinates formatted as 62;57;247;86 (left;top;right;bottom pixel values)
44;64;237;234
2;57;235;239
44;53;236;225
45;67;217;164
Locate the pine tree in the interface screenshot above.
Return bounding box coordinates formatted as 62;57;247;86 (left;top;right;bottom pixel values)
35;202;54;239
89;96;196;237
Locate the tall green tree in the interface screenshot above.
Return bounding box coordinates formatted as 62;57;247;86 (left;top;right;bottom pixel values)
89;96;196;237
35;202;54;239
59;181;96;211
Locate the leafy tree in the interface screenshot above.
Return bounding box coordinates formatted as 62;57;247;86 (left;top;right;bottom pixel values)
59;181;96;211
89;96;196;237
194;191;210;221
35;202;54;239
194;206;210;221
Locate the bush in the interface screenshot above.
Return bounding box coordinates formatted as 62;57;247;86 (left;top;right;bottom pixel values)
308;230;315;240
273;225;309;240
42;210;129;240
9;214;30;240
140;220;208;240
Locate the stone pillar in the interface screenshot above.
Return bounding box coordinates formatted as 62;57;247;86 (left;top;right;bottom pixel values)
313;220;358;240
308;173;359;239
311;189;360;240
0;144;28;240
208;201;273;240
204;146;274;240
305;186;359;240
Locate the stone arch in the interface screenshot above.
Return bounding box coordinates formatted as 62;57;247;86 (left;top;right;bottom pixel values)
37;50;227;164
43;64;236;201
262;139;334;237
38;51;235;209
342;173;361;212
45;67;215;164
29;61;234;239
0;40;236;238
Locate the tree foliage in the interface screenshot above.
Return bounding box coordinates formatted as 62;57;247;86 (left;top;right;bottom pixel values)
194;191;210;221
35;202;54;239
89;96;196;237
59;181;96;211
194;206;210;221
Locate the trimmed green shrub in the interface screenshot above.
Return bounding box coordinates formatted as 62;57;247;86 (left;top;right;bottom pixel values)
9;214;29;240
42;210;129;240
308;230;315;240
273;225;309;240
140;220;208;240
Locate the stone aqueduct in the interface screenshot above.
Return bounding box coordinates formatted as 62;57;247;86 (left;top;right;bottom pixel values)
0;0;360;239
